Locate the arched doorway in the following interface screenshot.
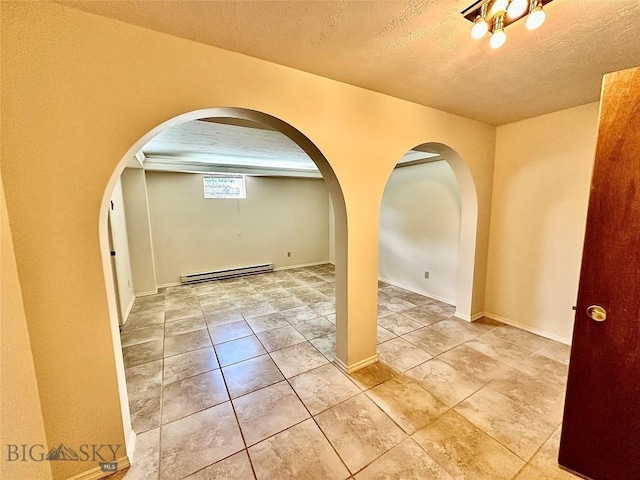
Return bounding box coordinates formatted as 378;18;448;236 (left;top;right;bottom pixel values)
99;108;348;458
378;142;478;322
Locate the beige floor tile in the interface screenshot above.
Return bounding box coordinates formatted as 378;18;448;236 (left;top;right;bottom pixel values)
163;346;219;385
162;370;229;424
130;396;161;434
315;394;407;473
397;292;435;306
208;320;253;345
536;341;571;365
126;360;163;398
165;302;202;322
464;334;532;366
514;353;569;389
401;328;463;356
288;316;335;340
204;310;244;328
183;451;255;480
348;362;397;390
413;410;525;479
222;354;284;399
377;338;431;372
381;297;417;312
269;342;328;378
355;438;453;480
118;428;160;480
270;296;305;311
123;339;164;368
164;329;212;357
488;368;566;425
256;325;306;352
201;300;240;316
164;316;206;337
310;299;335;316
377;325;397;344
405;359;483;407
289;363;360;414
398;308;445;327
160;402;244;480
428;318;487;342
123;311;165;331
249;419;349;480
366;376;448;434
513;464;548;480
280;305;319;321
214;335;266;367
121;325;164;348
484;325;549;353
530;428;580;479
455;387;557;460
233;381;310;446
245;312;289;334
438;344;509;383
378;313;423;336
240;303;278;319
309;333;336;361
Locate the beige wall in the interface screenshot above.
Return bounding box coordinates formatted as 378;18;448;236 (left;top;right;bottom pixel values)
485;102;600;343
0;3;495;477
0;180;52;480
109;178;135;322
121;168;157;295
379;161;460;304
145;172;330;285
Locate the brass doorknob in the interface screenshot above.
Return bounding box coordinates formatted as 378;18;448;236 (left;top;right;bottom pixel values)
586;305;607;322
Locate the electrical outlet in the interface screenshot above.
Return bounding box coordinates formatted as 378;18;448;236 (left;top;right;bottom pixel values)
424;271;430;279
287;252;291;257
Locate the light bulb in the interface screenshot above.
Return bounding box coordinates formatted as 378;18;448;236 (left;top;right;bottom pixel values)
526;2;546;30
471;17;489;39
491;0;509;16
490;29;507;48
507;0;529;18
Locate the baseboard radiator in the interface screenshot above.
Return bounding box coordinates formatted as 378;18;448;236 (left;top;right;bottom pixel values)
180;263;274;284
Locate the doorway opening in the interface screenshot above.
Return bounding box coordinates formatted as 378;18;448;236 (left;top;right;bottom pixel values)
378;143;478;321
99;108;348;464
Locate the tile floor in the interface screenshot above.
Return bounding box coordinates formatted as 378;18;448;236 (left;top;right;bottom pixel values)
112;264;578;480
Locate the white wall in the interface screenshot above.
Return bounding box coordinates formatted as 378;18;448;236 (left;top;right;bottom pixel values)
121;168;157;295
485;102;600;343
146;172;330;285
379;161;461;304
109;179;135;322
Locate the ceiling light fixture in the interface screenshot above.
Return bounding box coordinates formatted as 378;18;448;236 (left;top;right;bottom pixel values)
462;0;553;48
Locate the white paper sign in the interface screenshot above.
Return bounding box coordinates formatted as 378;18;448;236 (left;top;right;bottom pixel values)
203;174;246;199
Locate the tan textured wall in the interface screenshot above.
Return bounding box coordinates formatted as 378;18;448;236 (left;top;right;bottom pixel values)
0;180;52;480
485;102;600;343
145;172;330;285
379;161;461;304
0;3;495;477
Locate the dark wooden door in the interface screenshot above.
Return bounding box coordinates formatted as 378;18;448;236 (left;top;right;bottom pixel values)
559;67;640;480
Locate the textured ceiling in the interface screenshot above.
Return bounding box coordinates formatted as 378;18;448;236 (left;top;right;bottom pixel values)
140;120;438;176
60;0;640;125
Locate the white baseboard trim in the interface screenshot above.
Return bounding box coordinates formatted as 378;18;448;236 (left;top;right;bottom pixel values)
274;261;331;271
453;311;485;323
66;456;130;480
378;277;455;306
157;281;182;289
334;354;379;374
483;312;572;346
135;289;159;297
126;429;137;463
